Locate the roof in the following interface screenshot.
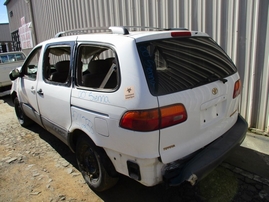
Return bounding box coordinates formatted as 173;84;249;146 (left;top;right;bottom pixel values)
54;26;189;37
52;26;209;43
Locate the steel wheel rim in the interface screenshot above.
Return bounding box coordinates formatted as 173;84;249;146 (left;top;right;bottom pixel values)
80;148;100;183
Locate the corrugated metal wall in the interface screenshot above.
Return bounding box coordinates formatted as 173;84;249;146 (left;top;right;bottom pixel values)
6;0;31;33
6;0;269;133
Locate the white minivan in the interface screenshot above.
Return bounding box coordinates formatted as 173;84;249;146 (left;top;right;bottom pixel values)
10;26;248;192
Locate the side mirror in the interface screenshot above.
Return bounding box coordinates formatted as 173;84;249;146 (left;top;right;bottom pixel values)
9;69;21;81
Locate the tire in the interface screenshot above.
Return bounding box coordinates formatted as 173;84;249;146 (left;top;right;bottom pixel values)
76;136;118;192
14;97;33;127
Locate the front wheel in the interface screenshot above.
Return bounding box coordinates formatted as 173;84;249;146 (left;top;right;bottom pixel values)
14;97;33;127
76;136;118;192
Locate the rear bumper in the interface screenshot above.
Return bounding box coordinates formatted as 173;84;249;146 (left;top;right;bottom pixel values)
164;114;248;186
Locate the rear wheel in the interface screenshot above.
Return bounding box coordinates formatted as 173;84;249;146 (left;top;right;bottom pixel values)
76;136;118;192
14;97;33;127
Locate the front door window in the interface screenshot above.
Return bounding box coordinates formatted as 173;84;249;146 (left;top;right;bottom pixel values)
22;47;41;80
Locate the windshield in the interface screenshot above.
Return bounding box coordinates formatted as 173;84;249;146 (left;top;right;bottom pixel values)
137;37;237;96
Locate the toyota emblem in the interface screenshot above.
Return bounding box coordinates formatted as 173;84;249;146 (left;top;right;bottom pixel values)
212;88;218;95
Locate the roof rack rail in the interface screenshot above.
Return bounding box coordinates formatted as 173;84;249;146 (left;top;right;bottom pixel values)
54;26;189;38
54;26;130;38
124;26;161;30
163;27;188;31
54;27;110;38
124;26;188;31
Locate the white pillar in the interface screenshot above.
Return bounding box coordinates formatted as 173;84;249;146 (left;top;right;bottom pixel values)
5;43;9;52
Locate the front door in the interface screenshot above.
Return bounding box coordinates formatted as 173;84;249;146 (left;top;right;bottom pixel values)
19;46;42;126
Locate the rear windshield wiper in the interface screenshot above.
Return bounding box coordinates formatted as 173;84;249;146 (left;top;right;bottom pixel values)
190;74;228;89
207;74;228;84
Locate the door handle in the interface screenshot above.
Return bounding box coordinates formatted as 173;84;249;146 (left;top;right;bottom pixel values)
37;89;44;96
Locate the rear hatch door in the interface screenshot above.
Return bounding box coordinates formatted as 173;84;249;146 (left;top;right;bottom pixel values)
136;36;240;164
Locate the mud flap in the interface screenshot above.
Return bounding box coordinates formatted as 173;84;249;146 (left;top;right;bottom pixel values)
168;114;248;186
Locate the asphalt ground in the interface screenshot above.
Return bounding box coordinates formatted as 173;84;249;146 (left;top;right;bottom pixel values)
225;132;269;181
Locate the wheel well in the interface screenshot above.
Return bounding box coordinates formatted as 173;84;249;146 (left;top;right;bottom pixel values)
11;92;17;103
68;129;87;152
68;129;118;177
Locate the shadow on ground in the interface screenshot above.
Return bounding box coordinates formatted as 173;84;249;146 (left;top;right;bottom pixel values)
1;94;14;106
225;146;269;180
23;126;269;201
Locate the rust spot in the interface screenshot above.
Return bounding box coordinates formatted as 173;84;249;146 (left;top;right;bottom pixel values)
163;145;175;151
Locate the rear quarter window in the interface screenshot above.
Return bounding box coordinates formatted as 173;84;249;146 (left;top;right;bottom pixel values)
76;45;118;90
137;37;237;96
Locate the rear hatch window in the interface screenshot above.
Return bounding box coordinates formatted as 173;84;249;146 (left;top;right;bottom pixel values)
137;37;237;96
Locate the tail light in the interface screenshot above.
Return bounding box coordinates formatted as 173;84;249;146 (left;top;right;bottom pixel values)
233;79;241;99
119;104;187;132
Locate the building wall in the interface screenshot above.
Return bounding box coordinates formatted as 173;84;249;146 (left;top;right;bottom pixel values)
5;0;31;33
5;0;269;133
4;0;32;54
